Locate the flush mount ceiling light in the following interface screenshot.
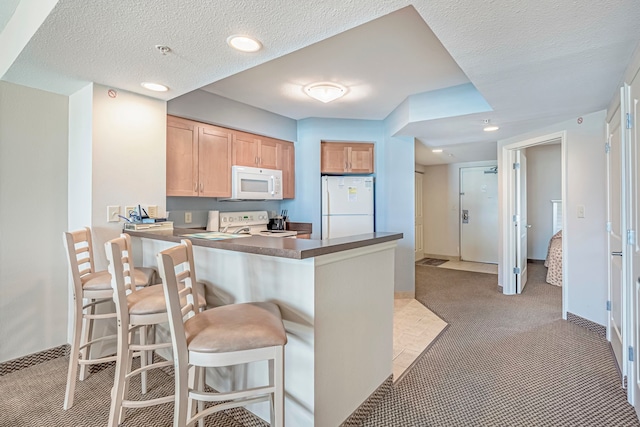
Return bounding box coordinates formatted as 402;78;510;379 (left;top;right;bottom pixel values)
227;35;263;52
304;82;347;103
432;149;443;153
483;119;499;132
141;82;169;92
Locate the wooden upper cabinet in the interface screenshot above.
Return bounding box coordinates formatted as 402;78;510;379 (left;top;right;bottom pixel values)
167;116;198;196
198;124;232;197
232;131;279;169
167;115;296;198
278;140;295;199
166;115;232;198
321;142;374;174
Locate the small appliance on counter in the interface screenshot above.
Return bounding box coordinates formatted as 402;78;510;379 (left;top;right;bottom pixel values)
123;221;173;231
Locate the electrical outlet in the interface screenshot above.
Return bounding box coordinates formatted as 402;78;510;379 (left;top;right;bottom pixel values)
147;205;158;218
107;205;120;222
125;206;137;220
185;212;192;224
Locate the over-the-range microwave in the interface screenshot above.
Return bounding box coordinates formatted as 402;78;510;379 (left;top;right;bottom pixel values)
222;165;283;201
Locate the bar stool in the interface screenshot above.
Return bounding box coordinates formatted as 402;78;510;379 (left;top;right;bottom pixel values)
63;227;156;410
105;234;175;427
157;239;287;427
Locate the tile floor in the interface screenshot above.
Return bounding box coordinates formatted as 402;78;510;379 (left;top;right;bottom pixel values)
438;260;498;274
393;298;447;382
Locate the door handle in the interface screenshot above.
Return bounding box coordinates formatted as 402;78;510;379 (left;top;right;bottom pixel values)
612;251;623;256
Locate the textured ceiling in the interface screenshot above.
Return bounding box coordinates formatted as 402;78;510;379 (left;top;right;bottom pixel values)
2;0;640;165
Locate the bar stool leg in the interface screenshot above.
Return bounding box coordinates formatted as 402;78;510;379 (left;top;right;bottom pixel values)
273;346;284;427
63;294;83;410
78;301;94;381
140;325;148;394
108;320;129;427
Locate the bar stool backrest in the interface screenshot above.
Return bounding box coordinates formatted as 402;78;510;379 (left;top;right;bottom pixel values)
156;240;201;366
63;227;96;298
105;235;135;327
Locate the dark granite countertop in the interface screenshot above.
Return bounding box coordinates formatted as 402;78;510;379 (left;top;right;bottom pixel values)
125;228;403;260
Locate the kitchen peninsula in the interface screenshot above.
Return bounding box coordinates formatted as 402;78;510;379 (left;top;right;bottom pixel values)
127;229;402;427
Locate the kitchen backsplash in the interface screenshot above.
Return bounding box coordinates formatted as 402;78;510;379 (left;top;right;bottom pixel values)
167;197;282;227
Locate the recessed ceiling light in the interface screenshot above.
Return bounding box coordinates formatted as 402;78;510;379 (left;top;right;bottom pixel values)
432;149;443;153
483;125;500;132
304;82;347;103
227;35;262;52
141;82;169;92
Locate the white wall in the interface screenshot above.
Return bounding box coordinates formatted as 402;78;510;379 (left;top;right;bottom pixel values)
498;110;607;325
0;81;69;362
88;84;167;270
526;144;561;260
421;160;497;258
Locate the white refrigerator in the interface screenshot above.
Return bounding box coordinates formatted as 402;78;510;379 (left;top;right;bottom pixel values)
321;176;374;239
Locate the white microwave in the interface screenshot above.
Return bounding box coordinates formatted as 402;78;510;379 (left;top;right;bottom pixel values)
225;166;283;200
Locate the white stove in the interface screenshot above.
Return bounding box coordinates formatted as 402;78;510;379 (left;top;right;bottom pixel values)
218;210;297;238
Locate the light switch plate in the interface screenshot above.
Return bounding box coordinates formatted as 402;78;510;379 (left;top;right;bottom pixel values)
185;212;192;223
124;206;137;220
577;205;585;218
107;205;120;222
147;205;158;218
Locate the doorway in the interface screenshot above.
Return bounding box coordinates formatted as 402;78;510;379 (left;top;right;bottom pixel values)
500;132;567;316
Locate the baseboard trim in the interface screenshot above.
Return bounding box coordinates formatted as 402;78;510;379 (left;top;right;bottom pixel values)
340;374;393;426
527;259;546;264
422;253;460;261
395;291;415;299
567;312;606;338
0;344;69;376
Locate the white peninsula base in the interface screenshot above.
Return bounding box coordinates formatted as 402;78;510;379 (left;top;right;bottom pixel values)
136;236;397;427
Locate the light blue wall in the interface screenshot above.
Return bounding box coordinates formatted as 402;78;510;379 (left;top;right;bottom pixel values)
286;118;384;238
284;117;415;293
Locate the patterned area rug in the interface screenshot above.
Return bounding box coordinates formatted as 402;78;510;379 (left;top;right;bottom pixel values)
416;258;448;267
362;264;640;426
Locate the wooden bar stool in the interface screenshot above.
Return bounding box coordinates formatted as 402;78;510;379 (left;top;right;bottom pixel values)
63;227;156;410
105;234;176;426
157;239;287;427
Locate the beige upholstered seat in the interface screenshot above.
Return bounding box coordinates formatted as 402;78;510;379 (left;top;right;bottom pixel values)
105;234;177;427
62;227;156;410
157;239;287;427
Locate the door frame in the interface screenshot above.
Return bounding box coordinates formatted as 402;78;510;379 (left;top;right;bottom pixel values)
499;131;568;316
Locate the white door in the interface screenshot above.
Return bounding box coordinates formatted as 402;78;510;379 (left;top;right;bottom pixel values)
608;90;626;383
515;151;529;293
415;172;424;261
626;76;640;410
460;166;498;263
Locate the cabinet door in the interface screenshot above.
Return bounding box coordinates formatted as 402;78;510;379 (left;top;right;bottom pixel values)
349;143;374;173
198;125;232;197
279;141;295;199
259;138;279;169
233;131;260;167
167;116;198;196
321;142;348;174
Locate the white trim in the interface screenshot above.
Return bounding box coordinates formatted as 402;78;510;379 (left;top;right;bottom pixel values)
500;131;568;318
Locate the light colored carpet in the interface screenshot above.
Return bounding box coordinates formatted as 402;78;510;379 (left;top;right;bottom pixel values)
363;263;639;426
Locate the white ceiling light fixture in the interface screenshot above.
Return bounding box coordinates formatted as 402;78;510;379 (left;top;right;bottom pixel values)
432;149;443;153
227;35;263;52
304;82;347;103
483;119;499;132
141;82;169;92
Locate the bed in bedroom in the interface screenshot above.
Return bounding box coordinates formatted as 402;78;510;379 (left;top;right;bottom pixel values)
545;230;562;286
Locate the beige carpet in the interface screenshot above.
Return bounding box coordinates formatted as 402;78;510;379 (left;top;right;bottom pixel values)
362;263;640;426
